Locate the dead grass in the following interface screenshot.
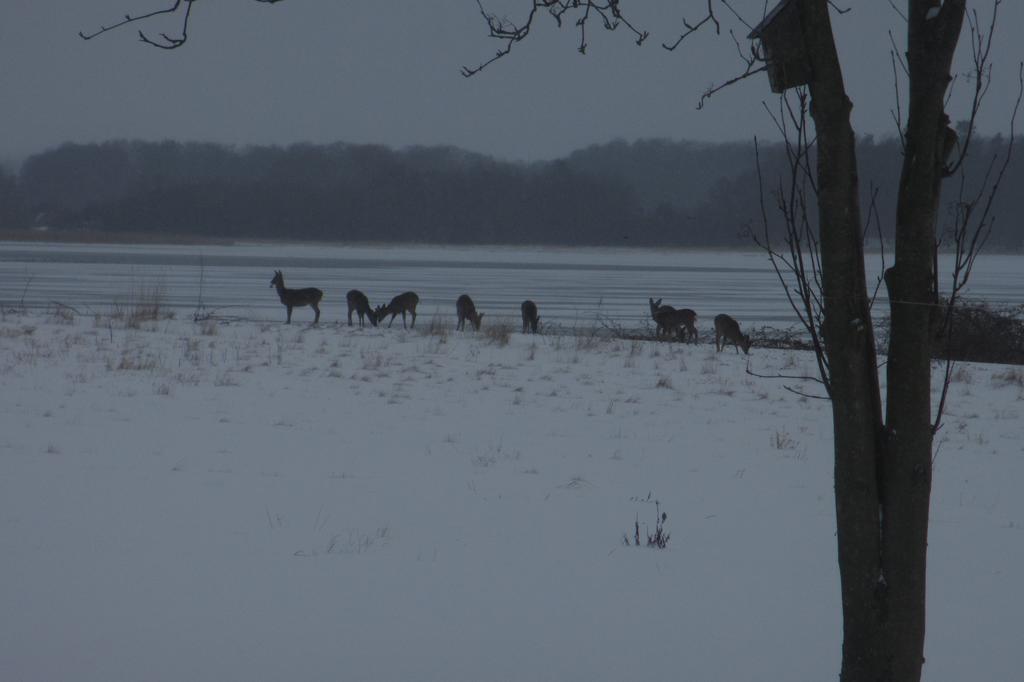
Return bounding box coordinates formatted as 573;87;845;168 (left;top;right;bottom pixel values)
418;313;450;343
110;346;162;371
950;365;974;384
50;305;76;325
0;325;35;339
484;317;514;346
771;430;796;450
991;367;1024;388
112;283;170;329
199;318;218;336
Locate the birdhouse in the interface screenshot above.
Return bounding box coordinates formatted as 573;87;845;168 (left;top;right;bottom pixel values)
747;0;811;93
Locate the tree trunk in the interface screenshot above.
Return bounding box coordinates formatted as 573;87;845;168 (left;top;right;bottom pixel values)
884;2;966;680
797;2;888;678
798;1;964;680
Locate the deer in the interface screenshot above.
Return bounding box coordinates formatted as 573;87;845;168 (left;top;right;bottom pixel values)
269;270;323;324
456;294;484;331
649;298;698;343
649;297;674;337
714;313;752;354
346;289;378;327
521;300;540;334
375;291;419;329
655;307;699;343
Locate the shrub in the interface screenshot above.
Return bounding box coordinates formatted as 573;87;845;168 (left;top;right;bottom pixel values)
931;301;1024;365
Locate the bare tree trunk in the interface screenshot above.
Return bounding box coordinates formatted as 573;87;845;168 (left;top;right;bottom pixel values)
796;2;889;678
883;3;967;680
797;1;968;680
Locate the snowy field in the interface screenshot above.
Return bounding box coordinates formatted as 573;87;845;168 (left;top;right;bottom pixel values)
0;307;1021;681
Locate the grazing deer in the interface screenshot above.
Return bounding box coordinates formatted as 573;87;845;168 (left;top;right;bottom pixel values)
456;294;484;331
714;313;752;354
269;270;323;324
521;300;540;334
346;289;378;327
376;291;419;329
650;298;697;343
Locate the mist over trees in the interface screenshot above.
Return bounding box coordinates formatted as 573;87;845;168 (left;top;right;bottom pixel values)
4;136;1022;249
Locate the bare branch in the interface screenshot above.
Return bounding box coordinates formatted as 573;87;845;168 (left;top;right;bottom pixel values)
79;0;188;44
80;0;286;49
933;59;1022;433
886;0;909;23
748;95;833;398
889;42;907;151
746;367;829;401
945;0;1001;177
462;1;648;78
697;62;768;110
662;0;721;51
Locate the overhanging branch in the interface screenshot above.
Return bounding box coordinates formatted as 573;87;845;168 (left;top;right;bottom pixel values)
80;0;286;49
461;0;649;78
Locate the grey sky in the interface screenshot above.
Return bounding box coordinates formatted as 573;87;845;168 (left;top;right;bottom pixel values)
1;1;1022;163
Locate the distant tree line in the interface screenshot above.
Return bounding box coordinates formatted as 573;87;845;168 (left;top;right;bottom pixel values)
1;136;1021;249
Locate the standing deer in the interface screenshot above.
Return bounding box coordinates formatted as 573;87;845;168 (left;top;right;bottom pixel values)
655;307;699;343
521;300;540;334
270;270;323;324
714;313;752;354
376;292;419;328
650;298;698;343
346;290;378;327
456;294;484;331
649;297;674;337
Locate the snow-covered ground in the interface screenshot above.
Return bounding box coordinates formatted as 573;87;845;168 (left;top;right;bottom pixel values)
1;307;1021;681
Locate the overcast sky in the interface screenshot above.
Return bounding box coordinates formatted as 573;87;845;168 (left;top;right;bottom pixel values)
1;1;1022;164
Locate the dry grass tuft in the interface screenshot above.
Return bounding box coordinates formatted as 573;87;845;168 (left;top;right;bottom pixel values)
771;430;796;450
484;317;514;347
199;318;218;336
991;367;1024;388
112;284;170;329
418;314;450;342
50;304;76;325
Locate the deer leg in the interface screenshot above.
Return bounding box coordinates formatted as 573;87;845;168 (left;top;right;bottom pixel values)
286;306;293;324
313;304;321;324
411;311;416;328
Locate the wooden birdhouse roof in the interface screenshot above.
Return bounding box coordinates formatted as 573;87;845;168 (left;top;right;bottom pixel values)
747;0;796;40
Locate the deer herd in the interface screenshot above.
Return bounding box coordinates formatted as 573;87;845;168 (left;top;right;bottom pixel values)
270;271;752;354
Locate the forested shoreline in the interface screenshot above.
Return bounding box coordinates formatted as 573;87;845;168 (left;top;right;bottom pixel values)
1;136;1021;249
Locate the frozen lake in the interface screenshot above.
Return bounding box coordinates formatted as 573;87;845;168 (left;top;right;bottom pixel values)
1;241;1022;332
